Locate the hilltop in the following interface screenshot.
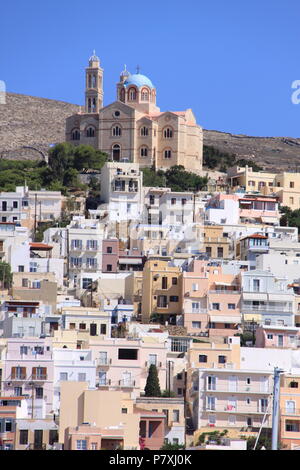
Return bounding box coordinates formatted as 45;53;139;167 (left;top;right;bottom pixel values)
1;92;300;171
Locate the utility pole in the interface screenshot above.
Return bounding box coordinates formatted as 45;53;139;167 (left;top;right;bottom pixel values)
271;367;284;450
34;193;37;241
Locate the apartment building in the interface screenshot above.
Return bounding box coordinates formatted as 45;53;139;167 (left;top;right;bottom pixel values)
141;258;182;324
0;396;28;450
102;238;145;273
182;260;241;338
2;338;54;419
280;373;300;449
240;269;295;327
60;306;111;337
99;162;143;222
255;325;300;349
190;367;273;434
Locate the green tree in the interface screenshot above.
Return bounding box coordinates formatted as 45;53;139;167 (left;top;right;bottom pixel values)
48;142;75;181
144;364;161;397
160;442;185;450
0;261;12;289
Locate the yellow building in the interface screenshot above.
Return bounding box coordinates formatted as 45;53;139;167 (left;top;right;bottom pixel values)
203;225;231;259
228;165;300;210
141;258;182;324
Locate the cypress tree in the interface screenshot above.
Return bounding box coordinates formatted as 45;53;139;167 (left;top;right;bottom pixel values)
144;364;161;397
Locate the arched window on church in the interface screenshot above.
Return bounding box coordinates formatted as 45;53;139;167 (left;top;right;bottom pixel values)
164;127;173;139
71;129;80;141
92;74;97;88
140;126;149;137
140;146;148;158
129;87;137;101
120;89;125;102
164;149;172;159
86;127;95;138
88;75;92;89
87;98;92;112
141;88;149;101
112;125;122;137
92;98;96;112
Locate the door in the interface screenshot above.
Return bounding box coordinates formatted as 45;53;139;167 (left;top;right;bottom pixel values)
34;430;43;450
207;396;216;411
122;372;131;387
227;398;236;411
90;323;97;336
260;376;269;392
99;351;107;365
278;335;284;347
207;376;216;391
228;376;238;392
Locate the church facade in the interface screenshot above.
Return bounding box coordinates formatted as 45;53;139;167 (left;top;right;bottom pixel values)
66;53;203;173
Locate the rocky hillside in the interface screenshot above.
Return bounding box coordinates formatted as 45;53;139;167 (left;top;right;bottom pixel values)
0;93;80;159
1;92;300;171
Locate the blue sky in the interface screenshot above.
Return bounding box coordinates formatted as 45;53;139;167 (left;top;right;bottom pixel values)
1;0;299;137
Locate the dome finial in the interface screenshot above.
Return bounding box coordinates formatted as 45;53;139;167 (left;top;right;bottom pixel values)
136;64;140;74
89;50;100;63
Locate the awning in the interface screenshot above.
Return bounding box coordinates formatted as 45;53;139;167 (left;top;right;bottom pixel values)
261;217;279;224
242;313;261;322
209;315;241;323
243;293;268;301
118;258;143;265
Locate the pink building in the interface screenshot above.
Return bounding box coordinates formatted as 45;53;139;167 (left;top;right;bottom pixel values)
2;338;54;419
182;260;241;338
102;239;144;273
88;337;168;397
255;325;300;349
238;195;280;225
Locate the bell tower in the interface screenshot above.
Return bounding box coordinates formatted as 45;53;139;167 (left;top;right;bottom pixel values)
85;51;103;113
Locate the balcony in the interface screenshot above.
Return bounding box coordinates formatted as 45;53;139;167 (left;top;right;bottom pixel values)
27;444;47;450
10;374;26;381
96;358;112;367
96;380;111;387
30;374;47;381
281;408;300;417
144;361;162;369
205;385;271;394
204;405;271;414
118;380;136;388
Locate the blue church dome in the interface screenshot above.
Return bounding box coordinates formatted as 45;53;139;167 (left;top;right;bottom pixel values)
123;73;155;89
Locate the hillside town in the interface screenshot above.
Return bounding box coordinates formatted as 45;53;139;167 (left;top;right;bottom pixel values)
1;53;300;452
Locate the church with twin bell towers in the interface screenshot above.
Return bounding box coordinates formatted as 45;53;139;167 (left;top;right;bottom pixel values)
66;52;203;173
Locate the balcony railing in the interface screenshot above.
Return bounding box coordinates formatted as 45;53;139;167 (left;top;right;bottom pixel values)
96;380;111;387
145;361;162;368
204;405;271;414
31;374;47;381
27;444;47;451
96;358;112;366
281;408;300;416
206;385;271;394
118;380;136;388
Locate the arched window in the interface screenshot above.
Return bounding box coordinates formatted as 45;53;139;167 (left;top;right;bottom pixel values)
112;144;121;161
88;75;92;88
71;129;80;141
92;74;97;88
129;87;137;100
141;88;149;101
120;89;125;102
112;125;122;137
92;98;96;112
140;126;149;137
140;147;148;157
164;127;173;139
87;98;92;112
86;127;95;138
164;149;172;159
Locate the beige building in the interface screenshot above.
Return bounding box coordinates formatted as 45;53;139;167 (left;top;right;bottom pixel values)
66;54;203;174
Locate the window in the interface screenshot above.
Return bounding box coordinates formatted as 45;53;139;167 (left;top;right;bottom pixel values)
20;346;28;355
78;373;86;382
217;247;223;258
212;303;220;310
172;410;179;422
224;323;231;329
18;265;24;272
290;181;295;188
141;90;149;101
157;295;168;308
129;88;136;100
148;354;157;366
86;127;95;138
19;430;28;445
192;321;201;329
199;355;207;363
112;125;122;137
192;283;198;291
218;355;226;364
267;334;273;339
106;264;112;272
140;126;149;136
172;277;178;285
118;349;138;360
228;303;236;310
106;246;113;254
140;146;148;157
171;198;176;205
14;386;22;396
22;278;28;288
286;421;300;432
71;129;80;141
30;262;37;273
170;296;179;302
164;128;173;139
36;387;43;399
100;324;107;335
164;149;172;159
76;440;87;450
82;278;92;290
91;443;98;450
253;279;260;292
60;372;68;381
5;420;12;432
290;381;298;388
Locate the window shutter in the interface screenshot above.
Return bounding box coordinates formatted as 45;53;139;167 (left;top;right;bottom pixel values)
21;367;26;378
32;367;37;378
11;367;16;379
